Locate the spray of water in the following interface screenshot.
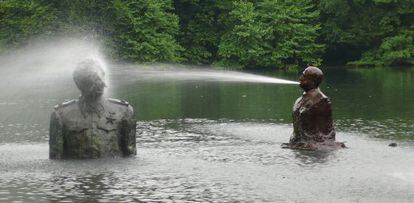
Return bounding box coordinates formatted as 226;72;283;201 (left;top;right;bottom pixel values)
115;66;299;84
0;38;299;128
0;38;298;101
0;38;106;76
0;38;109;98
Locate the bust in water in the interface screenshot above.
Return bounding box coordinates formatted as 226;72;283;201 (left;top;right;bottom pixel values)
283;66;345;150
49;59;136;159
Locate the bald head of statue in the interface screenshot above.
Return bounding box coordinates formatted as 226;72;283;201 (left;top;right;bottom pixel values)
73;59;106;99
299;66;324;92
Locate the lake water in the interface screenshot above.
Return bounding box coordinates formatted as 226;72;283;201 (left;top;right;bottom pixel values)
0;65;414;202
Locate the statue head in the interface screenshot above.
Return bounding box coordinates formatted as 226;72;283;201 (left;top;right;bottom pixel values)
299;66;323;92
73;59;106;99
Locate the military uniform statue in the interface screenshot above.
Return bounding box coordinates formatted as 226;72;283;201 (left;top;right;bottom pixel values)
283;66;345;150
49;59;136;159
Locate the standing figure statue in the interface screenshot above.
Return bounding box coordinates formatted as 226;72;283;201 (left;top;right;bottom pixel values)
49;59;136;159
283;66;345;150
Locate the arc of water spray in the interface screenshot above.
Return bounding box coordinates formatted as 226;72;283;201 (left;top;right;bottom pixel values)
119;68;299;85
188;70;300;84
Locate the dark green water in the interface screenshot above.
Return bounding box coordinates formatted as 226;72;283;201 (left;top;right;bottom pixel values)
111;67;414;141
0;65;413;202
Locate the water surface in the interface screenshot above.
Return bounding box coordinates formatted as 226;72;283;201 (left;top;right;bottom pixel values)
1;65;414;202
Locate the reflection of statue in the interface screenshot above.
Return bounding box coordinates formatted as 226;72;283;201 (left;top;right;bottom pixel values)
49;59;136;159
283;66;345;150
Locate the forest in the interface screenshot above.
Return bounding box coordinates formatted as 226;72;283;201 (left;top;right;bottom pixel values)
1;0;413;69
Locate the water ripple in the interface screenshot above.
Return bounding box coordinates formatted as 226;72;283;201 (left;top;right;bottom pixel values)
1;119;414;202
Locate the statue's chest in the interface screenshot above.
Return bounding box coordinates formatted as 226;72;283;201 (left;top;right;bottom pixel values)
293;97;312;116
61;111;123;158
64;111;120;132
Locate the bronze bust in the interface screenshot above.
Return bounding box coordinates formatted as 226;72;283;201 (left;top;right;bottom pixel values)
49;59;136;159
283;66;345;150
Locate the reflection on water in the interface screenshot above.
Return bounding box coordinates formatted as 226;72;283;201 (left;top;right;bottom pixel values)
1;119;414;202
1;65;414;201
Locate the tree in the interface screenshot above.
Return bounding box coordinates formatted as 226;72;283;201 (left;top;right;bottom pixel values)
174;0;217;64
1;0;413;67
110;0;182;62
0;0;58;52
0;0;182;63
218;0;323;69
217;1;267;68
354;29;414;67
318;0;414;66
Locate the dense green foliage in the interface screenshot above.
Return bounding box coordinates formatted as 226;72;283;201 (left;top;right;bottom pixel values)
1;0;181;62
110;0;182;62
174;0;226;64
217;0;323;69
0;0;57;52
319;0;414;67
1;0;413;68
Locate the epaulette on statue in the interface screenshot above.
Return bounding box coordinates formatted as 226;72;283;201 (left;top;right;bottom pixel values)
54;99;76;110
107;98;129;106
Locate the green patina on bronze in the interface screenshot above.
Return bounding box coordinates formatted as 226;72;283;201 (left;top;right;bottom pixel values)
49;59;136;159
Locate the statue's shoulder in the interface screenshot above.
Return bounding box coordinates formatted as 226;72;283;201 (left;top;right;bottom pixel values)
54;99;78;111
107;98;130;106
318;91;331;104
307;89;330;104
52;99;78;122
312;92;332;111
107;98;133;112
